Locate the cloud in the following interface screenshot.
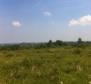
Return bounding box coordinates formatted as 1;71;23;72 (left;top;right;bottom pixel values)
69;15;91;26
12;21;22;27
43;11;52;16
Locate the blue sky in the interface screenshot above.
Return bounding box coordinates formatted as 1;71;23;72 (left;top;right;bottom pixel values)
0;0;91;43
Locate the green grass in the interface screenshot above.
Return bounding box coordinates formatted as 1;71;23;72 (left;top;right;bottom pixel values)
0;46;91;84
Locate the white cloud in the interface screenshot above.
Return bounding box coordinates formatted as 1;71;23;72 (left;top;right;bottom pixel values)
69;15;91;26
12;21;22;27
43;11;52;16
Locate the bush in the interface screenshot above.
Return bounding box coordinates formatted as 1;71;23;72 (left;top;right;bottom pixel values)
73;48;81;54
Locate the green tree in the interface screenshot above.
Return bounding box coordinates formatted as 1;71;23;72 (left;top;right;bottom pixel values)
77;38;84;47
47;40;53;47
55;40;63;46
78;38;82;44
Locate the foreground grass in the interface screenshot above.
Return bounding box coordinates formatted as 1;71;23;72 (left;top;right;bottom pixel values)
0;46;91;84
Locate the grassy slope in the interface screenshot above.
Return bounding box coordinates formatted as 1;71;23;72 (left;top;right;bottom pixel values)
0;46;91;84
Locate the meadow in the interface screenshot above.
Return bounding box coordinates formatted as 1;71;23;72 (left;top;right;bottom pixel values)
0;45;91;84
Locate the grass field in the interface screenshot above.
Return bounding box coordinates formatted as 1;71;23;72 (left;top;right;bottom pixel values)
0;46;91;84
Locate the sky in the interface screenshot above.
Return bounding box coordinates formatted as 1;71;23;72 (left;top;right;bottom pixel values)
0;0;91;43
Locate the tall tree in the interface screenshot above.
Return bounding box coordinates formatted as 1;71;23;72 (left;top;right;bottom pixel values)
77;38;82;44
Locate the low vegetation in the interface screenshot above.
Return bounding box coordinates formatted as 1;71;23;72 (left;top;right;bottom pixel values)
0;38;91;84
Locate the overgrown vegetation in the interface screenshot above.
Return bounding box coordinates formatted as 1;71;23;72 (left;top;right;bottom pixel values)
0;38;91;84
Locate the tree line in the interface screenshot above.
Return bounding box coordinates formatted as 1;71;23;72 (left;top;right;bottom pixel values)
0;38;90;50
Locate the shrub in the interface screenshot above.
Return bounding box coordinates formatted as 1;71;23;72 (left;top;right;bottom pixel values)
73;48;81;54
